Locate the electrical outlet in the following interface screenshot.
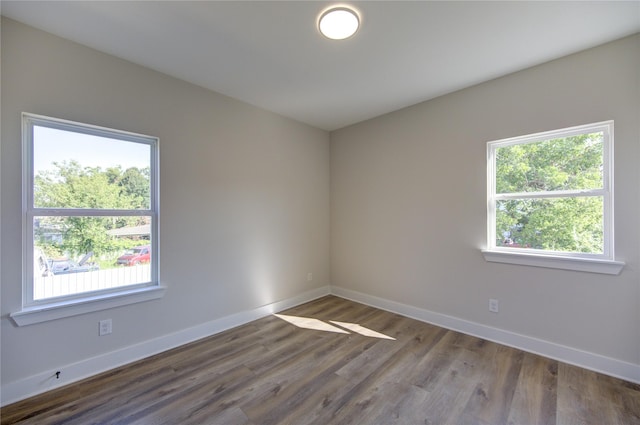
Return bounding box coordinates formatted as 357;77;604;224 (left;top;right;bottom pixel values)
99;319;112;336
307;272;313;282
489;299;499;313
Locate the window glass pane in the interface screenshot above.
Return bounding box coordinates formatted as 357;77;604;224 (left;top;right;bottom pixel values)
496;197;603;254
34;216;152;300
33;126;151;209
495;132;603;194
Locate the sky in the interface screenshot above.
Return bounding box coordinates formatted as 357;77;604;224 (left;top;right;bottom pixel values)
33;126;151;174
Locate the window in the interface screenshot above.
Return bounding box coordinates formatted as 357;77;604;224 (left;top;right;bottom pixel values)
483;121;623;274
13;113;163;325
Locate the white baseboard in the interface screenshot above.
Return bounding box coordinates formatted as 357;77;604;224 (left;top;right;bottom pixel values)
0;286;330;407
4;284;637;407
330;285;640;385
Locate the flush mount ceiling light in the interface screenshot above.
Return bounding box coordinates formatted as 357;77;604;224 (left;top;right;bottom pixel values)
318;6;360;40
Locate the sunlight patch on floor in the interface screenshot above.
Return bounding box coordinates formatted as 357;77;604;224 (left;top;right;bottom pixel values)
274;314;349;334
274;314;395;340
330;321;396;340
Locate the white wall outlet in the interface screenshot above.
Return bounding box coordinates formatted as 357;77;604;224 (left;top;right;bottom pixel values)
489;299;499;313
99;319;112;336
307;272;313;282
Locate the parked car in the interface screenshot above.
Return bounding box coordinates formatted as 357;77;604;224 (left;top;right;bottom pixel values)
117;245;151;266
49;258;99;275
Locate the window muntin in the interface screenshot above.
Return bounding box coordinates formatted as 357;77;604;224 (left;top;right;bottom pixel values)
24;113;159;307
487;121;613;259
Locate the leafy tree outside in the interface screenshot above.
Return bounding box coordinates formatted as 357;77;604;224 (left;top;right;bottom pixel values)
34;160;151;267
494;132;604;254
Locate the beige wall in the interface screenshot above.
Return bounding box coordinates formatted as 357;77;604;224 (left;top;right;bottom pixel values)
331;35;639;365
1;18;330;386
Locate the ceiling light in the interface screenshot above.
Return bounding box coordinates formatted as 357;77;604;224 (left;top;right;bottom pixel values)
318;7;360;40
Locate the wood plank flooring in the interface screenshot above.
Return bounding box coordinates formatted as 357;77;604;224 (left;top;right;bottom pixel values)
2;296;639;424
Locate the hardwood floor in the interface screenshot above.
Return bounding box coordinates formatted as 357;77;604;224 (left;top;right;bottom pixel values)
2;296;639;424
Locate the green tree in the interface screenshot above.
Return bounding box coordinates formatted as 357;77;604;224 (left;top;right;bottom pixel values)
35;160;138;210
105;166;124;185
34;161;147;258
495;133;604;253
119;166;151;209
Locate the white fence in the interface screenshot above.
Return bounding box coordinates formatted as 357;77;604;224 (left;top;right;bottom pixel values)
34;265;151;300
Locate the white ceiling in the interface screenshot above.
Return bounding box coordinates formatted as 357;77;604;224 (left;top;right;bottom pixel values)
2;1;639;131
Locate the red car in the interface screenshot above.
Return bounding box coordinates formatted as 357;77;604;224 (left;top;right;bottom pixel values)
117;245;151;266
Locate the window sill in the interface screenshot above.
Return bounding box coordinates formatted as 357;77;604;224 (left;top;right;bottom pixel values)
10;286;166;326
481;249;624;275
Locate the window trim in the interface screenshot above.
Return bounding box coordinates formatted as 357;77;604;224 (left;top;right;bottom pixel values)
11;286;166;326
483;121;624;275
13;113;163;325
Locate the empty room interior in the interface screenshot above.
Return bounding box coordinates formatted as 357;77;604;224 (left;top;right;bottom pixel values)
1;1;639;424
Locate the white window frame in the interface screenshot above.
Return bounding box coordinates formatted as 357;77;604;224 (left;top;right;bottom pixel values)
482;121;624;275
11;113;164;326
